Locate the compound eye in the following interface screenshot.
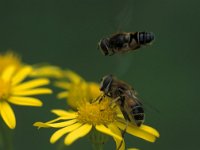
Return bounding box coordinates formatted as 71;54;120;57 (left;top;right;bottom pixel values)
100;75;113;93
99;39;109;56
100;78;104;91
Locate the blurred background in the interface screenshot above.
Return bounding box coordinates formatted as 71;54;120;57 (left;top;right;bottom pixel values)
0;0;199;149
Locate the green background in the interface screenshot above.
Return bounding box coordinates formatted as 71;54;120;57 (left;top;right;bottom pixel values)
0;0;199;149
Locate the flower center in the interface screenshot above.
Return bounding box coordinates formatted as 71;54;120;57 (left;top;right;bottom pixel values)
0;79;11;101
77;98;117;125
67;82;101;109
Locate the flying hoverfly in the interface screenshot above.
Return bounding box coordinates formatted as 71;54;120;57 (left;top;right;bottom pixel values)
98;32;155;56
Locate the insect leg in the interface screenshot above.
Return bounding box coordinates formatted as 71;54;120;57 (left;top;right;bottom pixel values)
109;96;121;106
117;121;128;150
92;93;105;103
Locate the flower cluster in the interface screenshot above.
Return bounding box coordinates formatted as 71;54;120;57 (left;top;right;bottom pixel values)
0;50;159;150
34;71;159;150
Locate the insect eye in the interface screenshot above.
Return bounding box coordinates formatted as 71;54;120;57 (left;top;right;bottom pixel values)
100;79;104;90
99;39;109;55
100;75;112;92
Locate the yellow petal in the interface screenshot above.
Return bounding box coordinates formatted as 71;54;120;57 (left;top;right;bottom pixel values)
64;70;84;83
50;122;82;143
64;124;92;145
34;122;53;128
55;82;71;89
12;88;52;96
48;119;77;128
30;65;64;78
116;121;157;142
46;117;73;124
95;124;122;141
8;96;42;107
127;148;139;150
107;123;125;150
34;117;73;128
12;66;32;85
34;119;77;128
0;102;16;129
51;109;77;117
1;66;16;82
57;91;69;99
88;82;101;98
139;124;160;137
13;78;50;91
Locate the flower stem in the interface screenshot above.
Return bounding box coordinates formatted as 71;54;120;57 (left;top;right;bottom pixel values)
56;140;67;150
0;121;13;150
92;142;104;150
89;128;109;150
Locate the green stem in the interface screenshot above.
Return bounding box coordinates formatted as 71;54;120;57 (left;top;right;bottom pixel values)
89;128;109;150
56;140;67;150
0;121;13;150
92;142;104;150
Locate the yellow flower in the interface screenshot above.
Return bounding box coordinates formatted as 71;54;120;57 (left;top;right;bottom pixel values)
55;70;101;109
0;51;22;74
0;65;52;129
34;98;159;150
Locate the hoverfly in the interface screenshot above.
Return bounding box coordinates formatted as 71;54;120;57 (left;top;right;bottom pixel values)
98;32;154;56
100;74;145;126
